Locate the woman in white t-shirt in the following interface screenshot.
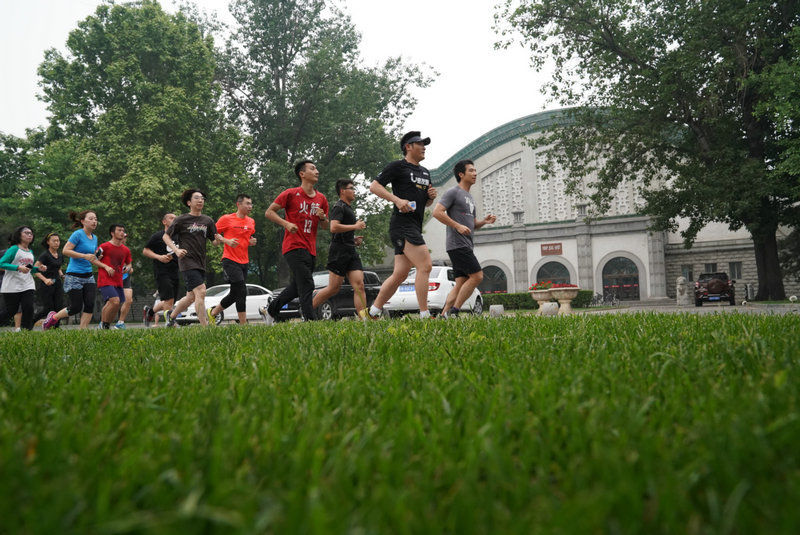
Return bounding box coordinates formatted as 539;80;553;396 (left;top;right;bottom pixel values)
0;226;43;330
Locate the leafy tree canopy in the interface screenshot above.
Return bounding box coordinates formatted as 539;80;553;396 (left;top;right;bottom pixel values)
22;0;250;288
217;0;434;283
496;0;800;299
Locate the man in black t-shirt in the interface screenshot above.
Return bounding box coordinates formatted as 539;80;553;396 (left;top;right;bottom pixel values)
311;179;368;319
368;131;438;319
161;189;217;327
142;212;180;327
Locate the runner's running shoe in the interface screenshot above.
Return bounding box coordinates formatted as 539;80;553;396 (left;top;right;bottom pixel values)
42;311;58;330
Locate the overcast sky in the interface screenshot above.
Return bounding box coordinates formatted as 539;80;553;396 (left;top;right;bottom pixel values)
0;0;553;169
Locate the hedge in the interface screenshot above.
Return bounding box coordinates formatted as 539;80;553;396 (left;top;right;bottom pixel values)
482;290;593;310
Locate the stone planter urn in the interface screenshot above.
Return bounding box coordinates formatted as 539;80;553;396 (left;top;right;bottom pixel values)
551;287;580;315
530;289;557;316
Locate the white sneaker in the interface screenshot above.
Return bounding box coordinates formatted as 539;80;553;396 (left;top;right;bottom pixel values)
259;306;275;326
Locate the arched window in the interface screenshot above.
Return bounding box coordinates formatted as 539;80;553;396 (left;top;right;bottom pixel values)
479;266;507;294
536;261;570;285
602;257;640;300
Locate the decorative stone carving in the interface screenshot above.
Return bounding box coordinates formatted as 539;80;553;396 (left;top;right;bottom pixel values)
535;152;572;222
481;159;522;226
676;276;692;306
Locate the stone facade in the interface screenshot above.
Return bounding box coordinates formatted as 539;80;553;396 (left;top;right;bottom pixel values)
376;109;799;300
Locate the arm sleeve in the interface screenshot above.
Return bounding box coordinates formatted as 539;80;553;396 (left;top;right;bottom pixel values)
330;203;345;222
215;215;229;235
206;219;217;241
166;220;179;238
273;189;290;208
67;230;80;246
376;162;398;187
437;188;456;210
144;232;160;250
0;246;20;270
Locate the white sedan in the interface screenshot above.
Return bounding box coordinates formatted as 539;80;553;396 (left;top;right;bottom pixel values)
383;266;483;318
177;284;273;324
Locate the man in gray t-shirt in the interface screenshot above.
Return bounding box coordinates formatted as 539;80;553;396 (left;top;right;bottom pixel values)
432;159;496;317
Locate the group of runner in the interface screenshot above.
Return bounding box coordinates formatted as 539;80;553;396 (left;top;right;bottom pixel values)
0;130;495;331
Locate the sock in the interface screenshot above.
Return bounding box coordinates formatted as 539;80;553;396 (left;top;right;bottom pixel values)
369;305;382;317
419;310;431;319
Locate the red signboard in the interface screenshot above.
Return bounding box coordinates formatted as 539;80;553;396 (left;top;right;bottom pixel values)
541;243;562;256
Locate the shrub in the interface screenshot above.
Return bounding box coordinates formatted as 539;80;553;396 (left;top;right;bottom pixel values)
482;289;593;310
482;292;538;310
573;289;593;308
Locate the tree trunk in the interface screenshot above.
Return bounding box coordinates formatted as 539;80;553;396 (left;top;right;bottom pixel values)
751;226;786;301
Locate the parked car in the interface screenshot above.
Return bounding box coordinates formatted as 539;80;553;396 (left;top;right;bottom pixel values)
275;271;382;320
694;272;736;306
383;266;483;317
177;284;274;324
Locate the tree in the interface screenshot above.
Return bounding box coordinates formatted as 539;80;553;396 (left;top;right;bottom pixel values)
758;24;800;284
30;0;250;289
0;133;34;239
496;0;800;300
218;0;433;285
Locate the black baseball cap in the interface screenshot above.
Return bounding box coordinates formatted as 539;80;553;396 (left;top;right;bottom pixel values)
400;131;431;151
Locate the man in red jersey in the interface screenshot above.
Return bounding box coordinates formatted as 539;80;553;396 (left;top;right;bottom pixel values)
96;224;132;329
207;194;257;325
262;159;329;323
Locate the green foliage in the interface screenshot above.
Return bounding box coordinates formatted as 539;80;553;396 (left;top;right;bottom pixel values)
482;291;539;310
218;0;435;284
755;25;800;187
482;289;593;309
572;289;593;308
496;0;800;300
0;133;34;239
2;314;800;532
22;0;250;289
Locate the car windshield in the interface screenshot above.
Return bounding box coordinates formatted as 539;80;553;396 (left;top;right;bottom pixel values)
205;286;229;297
698;272;729;282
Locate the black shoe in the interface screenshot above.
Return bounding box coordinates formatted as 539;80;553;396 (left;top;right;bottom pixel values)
143;306;154;327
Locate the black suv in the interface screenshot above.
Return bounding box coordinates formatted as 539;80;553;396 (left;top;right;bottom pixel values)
694;272;736;306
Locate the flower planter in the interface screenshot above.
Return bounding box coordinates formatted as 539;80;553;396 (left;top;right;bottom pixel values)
551;287;580;315
530;289;554;315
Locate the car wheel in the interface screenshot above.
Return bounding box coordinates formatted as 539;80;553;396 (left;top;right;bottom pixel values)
388;310;403;319
317;301;334;320
472;297;483;315
215;310;224;325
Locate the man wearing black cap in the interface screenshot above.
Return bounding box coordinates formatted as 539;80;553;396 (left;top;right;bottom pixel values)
367;131;438;319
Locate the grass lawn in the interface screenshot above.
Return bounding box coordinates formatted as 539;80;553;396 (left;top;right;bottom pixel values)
1;313;799;533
